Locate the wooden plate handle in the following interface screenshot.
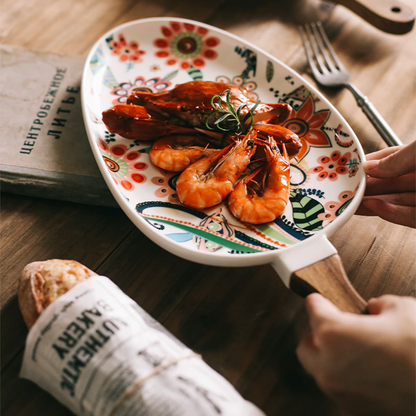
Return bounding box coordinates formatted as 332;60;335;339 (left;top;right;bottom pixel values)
289;254;367;314
334;0;415;34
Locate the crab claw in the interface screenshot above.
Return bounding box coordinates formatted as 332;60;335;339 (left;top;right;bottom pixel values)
251;102;292;125
102;105;196;141
254;124;301;158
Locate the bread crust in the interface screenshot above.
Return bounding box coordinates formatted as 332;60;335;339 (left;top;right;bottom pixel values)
18;260;97;329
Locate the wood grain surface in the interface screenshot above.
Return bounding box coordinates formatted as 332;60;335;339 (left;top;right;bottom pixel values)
290;254;368;314
333;0;415;34
1;0;415;415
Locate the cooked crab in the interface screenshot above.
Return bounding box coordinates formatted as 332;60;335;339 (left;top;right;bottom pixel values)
126;80;291;127
102;81;301;159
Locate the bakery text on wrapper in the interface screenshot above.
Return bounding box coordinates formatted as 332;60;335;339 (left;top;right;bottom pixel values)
19;261;264;416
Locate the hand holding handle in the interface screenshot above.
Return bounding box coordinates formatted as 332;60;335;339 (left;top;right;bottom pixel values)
270;236;367;314
334;0;415;34
346;83;403;147
290;254;367;314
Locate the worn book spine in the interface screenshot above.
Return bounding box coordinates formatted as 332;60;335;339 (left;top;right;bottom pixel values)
0;165;116;207
0;45;116;207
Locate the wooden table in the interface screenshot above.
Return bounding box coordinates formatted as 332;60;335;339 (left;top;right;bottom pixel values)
1;1;415;415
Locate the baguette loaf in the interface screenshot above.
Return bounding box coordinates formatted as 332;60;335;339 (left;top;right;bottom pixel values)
18;259;97;328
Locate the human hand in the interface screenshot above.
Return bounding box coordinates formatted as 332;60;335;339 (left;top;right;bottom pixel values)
296;293;416;416
355;141;416;228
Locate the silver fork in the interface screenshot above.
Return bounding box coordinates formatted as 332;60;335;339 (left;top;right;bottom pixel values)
299;22;402;147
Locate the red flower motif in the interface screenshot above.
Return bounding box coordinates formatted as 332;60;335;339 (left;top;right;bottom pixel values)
309;150;351;181
154;21;220;69
216;75;258;101
97;140;148;191
109;34;146;63
282;95;331;161
151;171;179;203
349;164;359;177
318;189;355;227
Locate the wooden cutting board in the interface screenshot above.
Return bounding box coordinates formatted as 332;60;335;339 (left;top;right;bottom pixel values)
333;0;415;33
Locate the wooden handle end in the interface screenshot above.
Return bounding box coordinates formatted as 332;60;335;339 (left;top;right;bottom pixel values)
290;254;367;314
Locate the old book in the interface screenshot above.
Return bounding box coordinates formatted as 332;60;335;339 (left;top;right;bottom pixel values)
0;45;116;207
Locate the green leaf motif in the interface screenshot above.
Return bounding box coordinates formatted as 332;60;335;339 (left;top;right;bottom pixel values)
103;66;118;89
266;60;274;83
105;35;114;49
289;191;324;231
138;147;151;154
187;66;203;80
161;69;178;82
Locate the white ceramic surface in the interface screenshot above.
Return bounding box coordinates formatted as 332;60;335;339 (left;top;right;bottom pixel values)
82;17;366;285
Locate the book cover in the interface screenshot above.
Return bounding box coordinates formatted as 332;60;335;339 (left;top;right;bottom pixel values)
0;45;116;207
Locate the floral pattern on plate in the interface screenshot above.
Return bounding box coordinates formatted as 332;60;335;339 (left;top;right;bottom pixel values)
98;139;148;191
309;150;351;181
151;170;179;203
318;189;357;227
106;33;146;69
216;75;259;101
282;95;331;161
153;21;220;70
111;76;171;105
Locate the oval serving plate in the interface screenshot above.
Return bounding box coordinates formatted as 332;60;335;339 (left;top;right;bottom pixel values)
81;18;366;279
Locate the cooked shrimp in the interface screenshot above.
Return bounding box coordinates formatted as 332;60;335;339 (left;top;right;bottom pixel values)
254;123;301;158
176;129;258;209
228;138;290;224
149;135;220;172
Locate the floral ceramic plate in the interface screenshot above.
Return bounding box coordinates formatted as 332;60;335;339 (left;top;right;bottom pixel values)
82;18;366;290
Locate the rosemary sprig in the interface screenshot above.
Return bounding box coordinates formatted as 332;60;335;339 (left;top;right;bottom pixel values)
205;89;261;135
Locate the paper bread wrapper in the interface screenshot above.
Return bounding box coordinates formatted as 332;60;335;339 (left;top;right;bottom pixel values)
20;274;264;416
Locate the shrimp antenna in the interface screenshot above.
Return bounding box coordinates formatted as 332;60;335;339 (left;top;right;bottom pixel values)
248;178;262;195
249;157;267;164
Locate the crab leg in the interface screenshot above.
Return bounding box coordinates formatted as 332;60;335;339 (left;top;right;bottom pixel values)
102;104;196;141
251;102;292;125
126;81;293;127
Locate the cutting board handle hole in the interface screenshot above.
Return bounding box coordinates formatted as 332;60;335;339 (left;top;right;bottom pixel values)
391;6;402;13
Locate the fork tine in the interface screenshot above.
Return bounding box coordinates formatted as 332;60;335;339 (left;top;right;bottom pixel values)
315;22;347;71
310;22;337;72
298;25;323;79
304;23;329;74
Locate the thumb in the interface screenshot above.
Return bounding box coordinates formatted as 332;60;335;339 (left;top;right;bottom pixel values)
367;295;401;315
364;141;416;179
305;293;344;331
